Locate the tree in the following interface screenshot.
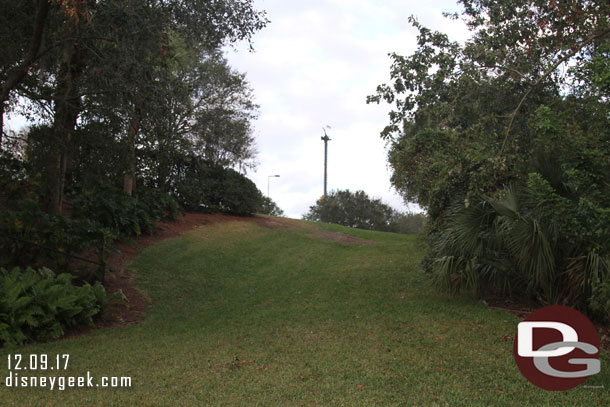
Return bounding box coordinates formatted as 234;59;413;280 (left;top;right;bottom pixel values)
259;196;284;217
303;189;423;234
144;49;259;185
0;0;50;148
369;0;610;316
1;0;268;213
369;1;610;218
389;212;426;235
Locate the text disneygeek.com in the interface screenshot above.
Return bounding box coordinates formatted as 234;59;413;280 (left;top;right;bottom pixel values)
3;354;132;391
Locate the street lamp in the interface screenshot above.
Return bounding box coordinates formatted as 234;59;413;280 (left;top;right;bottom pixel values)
321;128;331;197
267;174;280;197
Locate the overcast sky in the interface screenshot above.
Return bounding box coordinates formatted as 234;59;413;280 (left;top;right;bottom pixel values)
226;0;471;218
4;1;472;219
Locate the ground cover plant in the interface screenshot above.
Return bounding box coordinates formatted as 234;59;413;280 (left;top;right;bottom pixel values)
0;218;607;406
0;267;111;346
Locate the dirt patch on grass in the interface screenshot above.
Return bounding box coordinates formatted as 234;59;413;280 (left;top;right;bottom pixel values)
251;216;378;245
306;231;377;245
250;215;311;230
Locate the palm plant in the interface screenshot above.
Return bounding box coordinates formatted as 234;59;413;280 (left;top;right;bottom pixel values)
431;182;609;317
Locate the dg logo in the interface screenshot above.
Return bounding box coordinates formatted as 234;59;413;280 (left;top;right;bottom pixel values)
513;305;601;391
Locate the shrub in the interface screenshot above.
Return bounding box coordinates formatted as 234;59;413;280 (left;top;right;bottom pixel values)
429;183;610;320
70;184;150;237
217;168;261;215
0;150;30;201
389;212;427;234
0;199;114;273
303;189;424;234
590;269;610;321
170;156;261;215
0;182;178;275
0;267;115;345
258;196;285;217
70;183;179;238
139;188;180;221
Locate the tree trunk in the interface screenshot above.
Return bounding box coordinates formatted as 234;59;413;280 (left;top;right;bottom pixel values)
157;155;170;192
58;105;79;202
0;0;50;149
62;135;75;189
123;107;141;196
44;143;63;214
44;41;86;214
46;99;81;214
0;103;4;147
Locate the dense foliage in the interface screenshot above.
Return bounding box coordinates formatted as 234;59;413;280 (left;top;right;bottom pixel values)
369;0;610;317
0;0;267;342
303;190;426;234
1;0;267;213
0;0;267;249
0;166;181;272
70;184;180;237
0;199;112;273
0;267;115;345
258;196;285;217
161;155;259;215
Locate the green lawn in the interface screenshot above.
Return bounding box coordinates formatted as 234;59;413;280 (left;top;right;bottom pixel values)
1;217;608;406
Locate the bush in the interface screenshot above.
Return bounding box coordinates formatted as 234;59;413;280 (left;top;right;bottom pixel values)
258;196;285;216
0;181;179;276
0;150;30;201
139;188;180;221
590;270;610;321
0;267;113;345
0;198;114;273
170;156;261;215
70;183;179;238
429;183;610;320
217;168;261;215
303;189;424;234
389;212;427;234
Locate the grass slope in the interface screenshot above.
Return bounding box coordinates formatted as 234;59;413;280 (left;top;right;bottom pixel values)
1;218;608;406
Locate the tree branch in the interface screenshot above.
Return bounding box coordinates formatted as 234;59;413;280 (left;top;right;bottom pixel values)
1;0;50;146
0;0;50;104
500;28;610;154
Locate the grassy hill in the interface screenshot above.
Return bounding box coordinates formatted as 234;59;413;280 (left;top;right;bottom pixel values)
1;217;608;406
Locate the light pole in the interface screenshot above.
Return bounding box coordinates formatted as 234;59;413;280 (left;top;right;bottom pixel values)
321;128;331;197
267;174;280;197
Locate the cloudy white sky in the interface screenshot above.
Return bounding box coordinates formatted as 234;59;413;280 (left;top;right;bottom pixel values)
4;1;472;219
226;0;472;218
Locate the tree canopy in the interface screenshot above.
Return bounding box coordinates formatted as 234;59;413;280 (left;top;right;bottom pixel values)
369;0;610;318
0;0;269;288
303;190;426;234
259;196;285;217
1;0;268;213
